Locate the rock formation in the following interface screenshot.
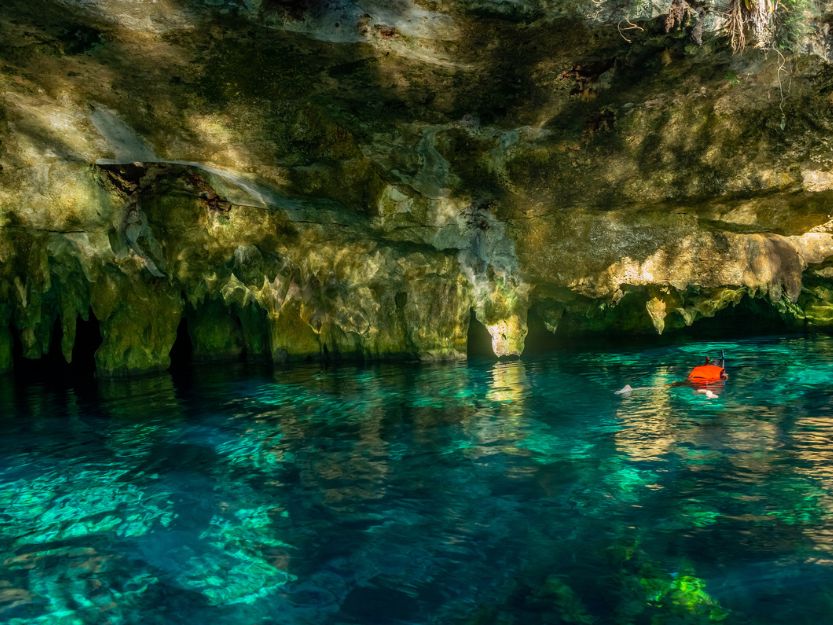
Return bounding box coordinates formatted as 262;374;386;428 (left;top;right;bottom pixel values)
3;0;833;374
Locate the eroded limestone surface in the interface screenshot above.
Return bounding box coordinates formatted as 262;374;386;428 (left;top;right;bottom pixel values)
4;0;833;374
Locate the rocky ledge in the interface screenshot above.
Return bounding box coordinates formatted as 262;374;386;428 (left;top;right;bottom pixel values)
4;0;833;375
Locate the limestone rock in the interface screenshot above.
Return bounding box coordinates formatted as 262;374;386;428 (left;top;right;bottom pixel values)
3;0;833;374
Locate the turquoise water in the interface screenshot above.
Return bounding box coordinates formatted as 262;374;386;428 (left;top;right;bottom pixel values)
3;336;833;624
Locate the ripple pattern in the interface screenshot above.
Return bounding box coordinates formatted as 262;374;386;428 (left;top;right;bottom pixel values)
2;336;833;624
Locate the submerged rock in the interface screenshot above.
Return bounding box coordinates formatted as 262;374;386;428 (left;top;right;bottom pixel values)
4;0;833;374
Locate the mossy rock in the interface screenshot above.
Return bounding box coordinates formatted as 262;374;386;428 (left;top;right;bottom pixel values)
269;300;321;362
186;299;245;362
0;326;11;373
93;277;183;376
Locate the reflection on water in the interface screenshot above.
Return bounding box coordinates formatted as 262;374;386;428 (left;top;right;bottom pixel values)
4;336;833;623
615;367;676;462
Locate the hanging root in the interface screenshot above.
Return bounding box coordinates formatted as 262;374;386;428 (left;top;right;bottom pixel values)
617;19;645;44
664;0;692;32
728;0;747;53
725;0;779;53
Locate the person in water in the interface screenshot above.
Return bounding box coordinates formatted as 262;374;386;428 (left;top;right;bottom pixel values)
616;355;727;397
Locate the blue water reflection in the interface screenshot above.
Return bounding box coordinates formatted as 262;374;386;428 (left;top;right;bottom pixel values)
2;336;833;623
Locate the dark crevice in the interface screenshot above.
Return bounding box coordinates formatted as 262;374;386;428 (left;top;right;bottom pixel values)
510;291;809;357
681;297;793;339
11;319;65;380
169;317;193;371
395;291;408;310
467;309;497;361
97;162;148;196
230;313;248;362
72;311;102;376
11;313;100;383
522;307;561;356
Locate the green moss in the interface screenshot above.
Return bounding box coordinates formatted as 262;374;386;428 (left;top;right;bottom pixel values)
53;260;92;364
775;0;810;52
797;279;833;328
235;303;271;360
640;572;729;622
269;302;321;362
0;325;11;373
8;236;54;360
187;300;245;362
92;275;183;376
535;577;594;624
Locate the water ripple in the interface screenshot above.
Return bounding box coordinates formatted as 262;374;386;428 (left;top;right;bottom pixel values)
2;336;833;623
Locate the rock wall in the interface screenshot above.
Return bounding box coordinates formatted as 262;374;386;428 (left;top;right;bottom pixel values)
4;0;833;374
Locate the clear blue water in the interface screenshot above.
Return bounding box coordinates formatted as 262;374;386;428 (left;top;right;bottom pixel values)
3;335;833;624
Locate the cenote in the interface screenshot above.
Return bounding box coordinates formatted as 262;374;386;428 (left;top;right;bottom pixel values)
3;334;833;624
8;1;833;621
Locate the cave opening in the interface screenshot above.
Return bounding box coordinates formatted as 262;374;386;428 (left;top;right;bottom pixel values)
11;313;101;382
682;296;794;339
522;306;561;356
11;319;66;381
467;309;497;361
169;317;193;371
515;295;800;357
72;312;102;376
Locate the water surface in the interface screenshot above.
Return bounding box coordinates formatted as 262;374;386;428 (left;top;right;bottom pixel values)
3;335;833;624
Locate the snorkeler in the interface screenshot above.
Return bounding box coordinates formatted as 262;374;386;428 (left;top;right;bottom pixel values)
615;353;727;399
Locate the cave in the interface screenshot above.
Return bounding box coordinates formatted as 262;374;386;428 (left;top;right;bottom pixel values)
71;312;102;377
4;1;833;622
682;296;794;339
467;309;497;361
169;317;194;370
11;313;101;382
522;306;562;356
11;320;65;381
520;294;799;354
